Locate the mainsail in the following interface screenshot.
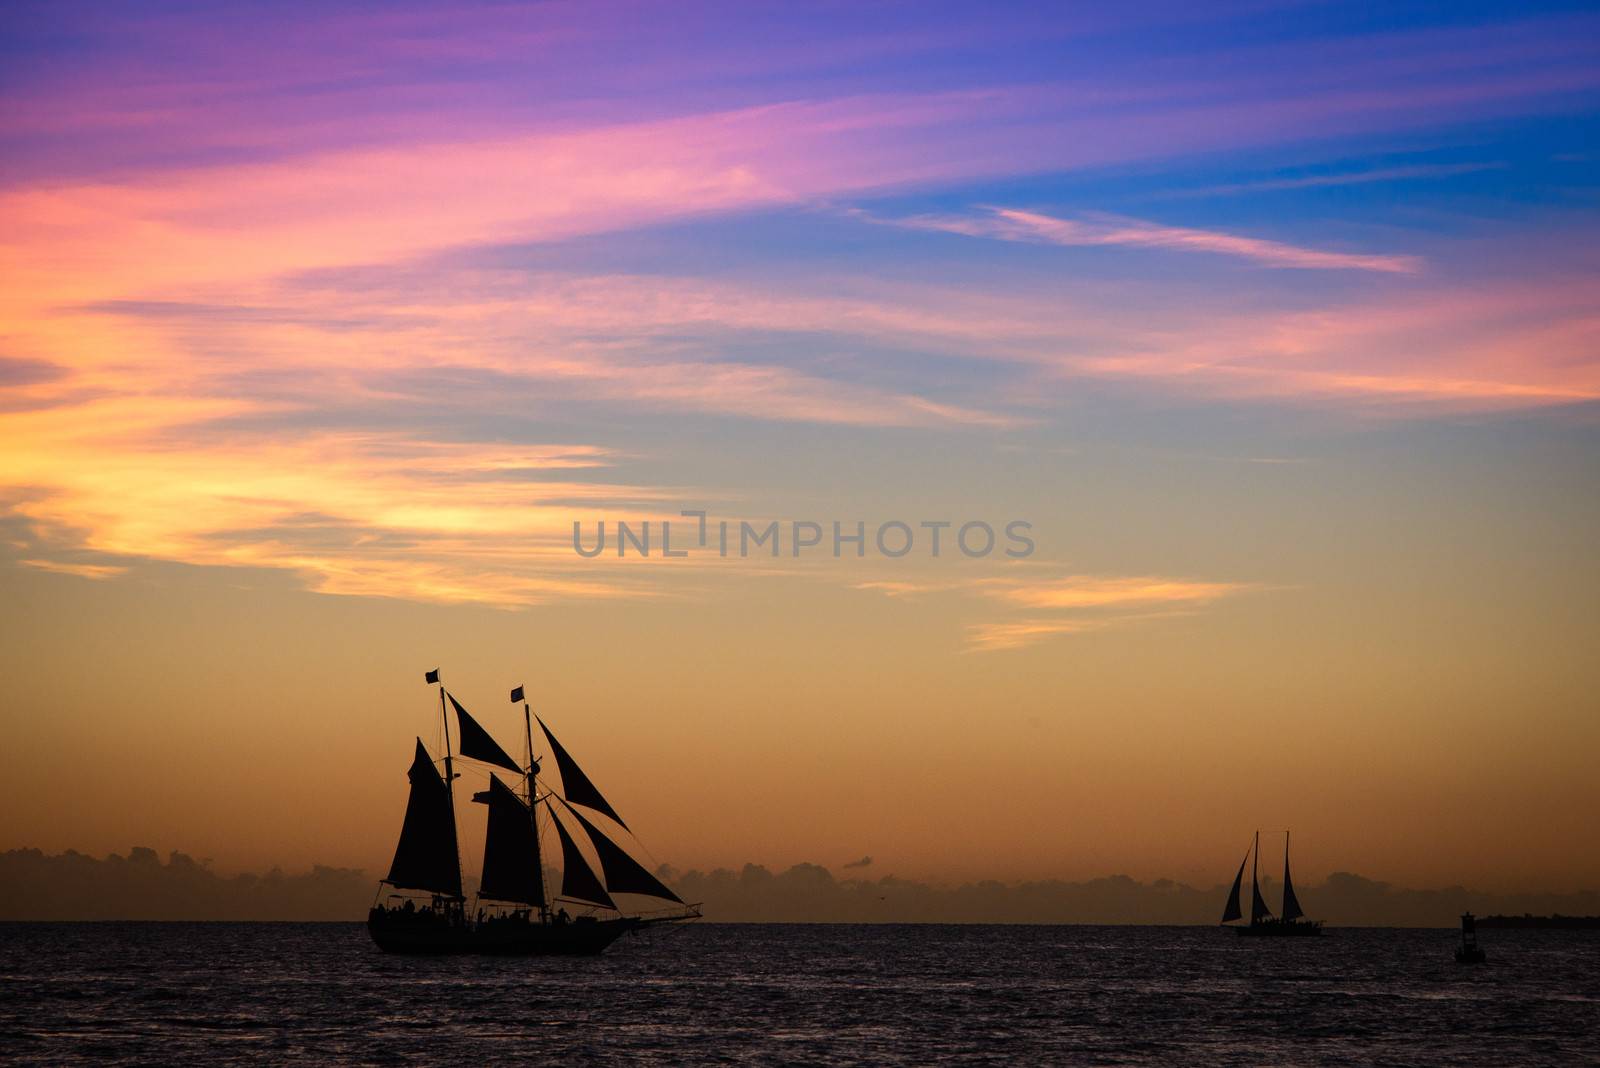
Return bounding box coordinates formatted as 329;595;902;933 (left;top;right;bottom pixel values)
538;716;629;829
385;739;462;898
548;802;616;910
563;801;683;903
1220;851;1247;924
449;692;522;774
474;774;540;905
1281;832;1305;921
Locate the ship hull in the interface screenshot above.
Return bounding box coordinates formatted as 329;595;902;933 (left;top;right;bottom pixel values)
367;907;639;955
1235;919;1324;937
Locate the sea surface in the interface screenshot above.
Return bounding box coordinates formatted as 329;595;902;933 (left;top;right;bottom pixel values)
1;923;1596;1065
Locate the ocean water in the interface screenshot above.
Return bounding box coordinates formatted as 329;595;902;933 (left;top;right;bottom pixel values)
1;922;1596;1065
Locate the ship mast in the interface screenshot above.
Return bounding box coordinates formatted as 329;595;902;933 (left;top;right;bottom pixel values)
1251;829;1260;925
515;684;549;923
1283;830;1290;916
434;671;463;902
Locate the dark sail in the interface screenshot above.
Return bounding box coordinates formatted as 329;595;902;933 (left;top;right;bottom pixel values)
1250;869;1272;922
1282;834;1305;921
384;739;462;897
1220;852;1247;923
538;716;628;830
565;802;683;903
548;802;615;910
473;774;539;905
449;692;522;774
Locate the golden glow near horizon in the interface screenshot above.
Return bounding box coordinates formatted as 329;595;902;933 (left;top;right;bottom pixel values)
2;4;1598;899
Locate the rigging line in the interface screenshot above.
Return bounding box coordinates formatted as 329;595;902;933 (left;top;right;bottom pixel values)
549;793;676;895
544;796;607;867
553;786;670;874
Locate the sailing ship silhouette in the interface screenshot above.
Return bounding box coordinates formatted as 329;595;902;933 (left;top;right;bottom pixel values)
367;671;700;954
1220;830;1323;936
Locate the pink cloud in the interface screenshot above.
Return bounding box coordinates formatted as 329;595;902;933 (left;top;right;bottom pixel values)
1064;279;1600;409
887;206;1422;273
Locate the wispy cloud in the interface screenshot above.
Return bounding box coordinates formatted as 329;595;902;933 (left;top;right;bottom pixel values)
987;575;1254;611
882;206;1422;273
1152;161;1509;200
965;616;1128;652
1063;278;1600;409
852;580;938;599
962;575;1258;651
17;559;128;581
855;573;1258;651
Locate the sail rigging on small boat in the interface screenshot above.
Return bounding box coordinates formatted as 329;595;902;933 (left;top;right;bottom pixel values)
1281;831;1305;922
1220;830;1322;936
1220;851;1247;924
367;672;699;955
1249;830;1273;923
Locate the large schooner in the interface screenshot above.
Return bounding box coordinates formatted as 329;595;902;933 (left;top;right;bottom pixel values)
367;671;701;954
1219;830;1323;936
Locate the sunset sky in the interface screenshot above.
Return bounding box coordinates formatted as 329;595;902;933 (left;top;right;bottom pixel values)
2;1;1597;897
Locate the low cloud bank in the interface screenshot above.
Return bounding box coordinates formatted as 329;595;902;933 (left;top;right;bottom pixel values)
0;848;372;921
670;864;1600;927
4;848;1596;926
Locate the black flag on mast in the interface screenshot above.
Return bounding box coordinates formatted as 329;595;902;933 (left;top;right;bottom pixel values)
510;686;524;703
424;669;440;684
447;692;522;774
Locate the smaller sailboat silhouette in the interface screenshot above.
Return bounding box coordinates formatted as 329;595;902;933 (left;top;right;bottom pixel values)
1220;830;1323;936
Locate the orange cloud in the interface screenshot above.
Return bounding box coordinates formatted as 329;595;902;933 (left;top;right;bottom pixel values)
964;617;1123;652
1;424;666;606
17;559;128;581
990;575;1254;610
853;573;1258;651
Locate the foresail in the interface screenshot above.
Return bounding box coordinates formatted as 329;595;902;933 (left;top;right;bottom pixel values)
548;801;616;910
564;802;683;903
1221;853;1246;923
449;692;523;774
474;774;539;905
537;716;629;830
384;739;462;898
